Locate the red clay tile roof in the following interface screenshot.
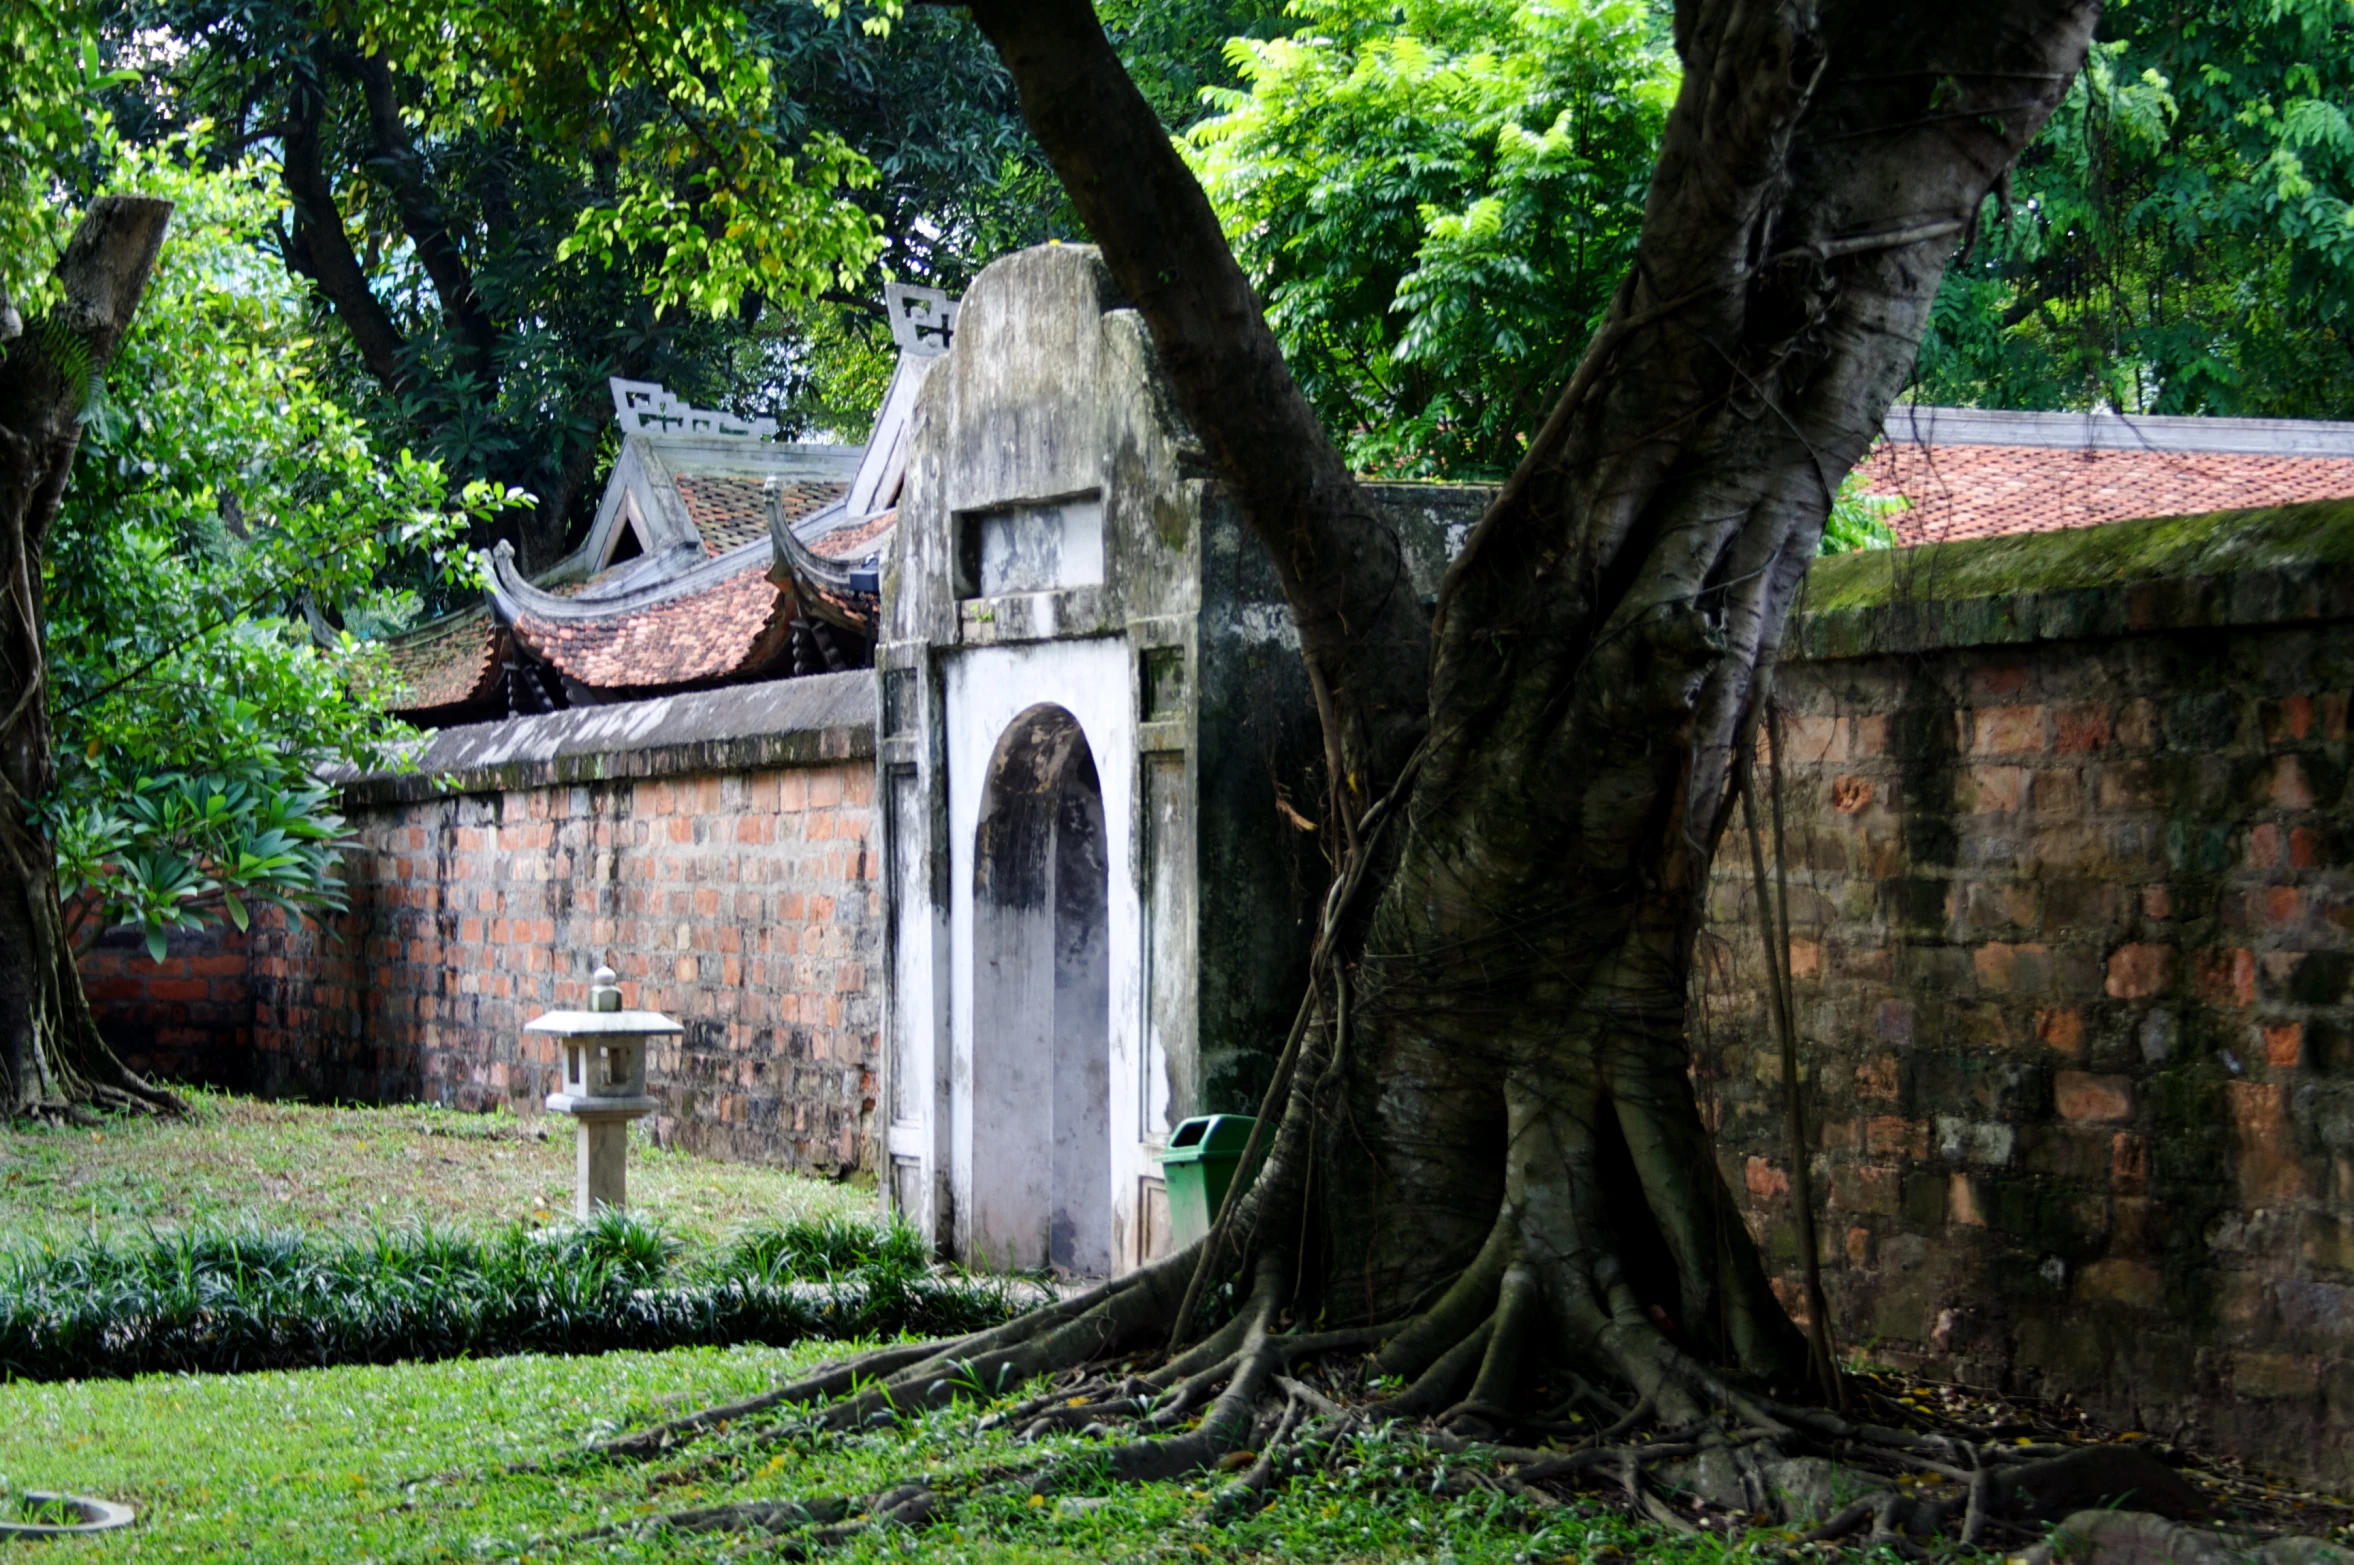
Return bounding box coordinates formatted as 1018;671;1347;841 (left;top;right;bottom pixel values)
674;475;847;555
805;508;896;560
511;562;792;690
372;606;501;712
1865;441;2354;545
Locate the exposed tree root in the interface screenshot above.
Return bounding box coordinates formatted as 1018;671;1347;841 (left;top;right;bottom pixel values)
577;1268;2307;1564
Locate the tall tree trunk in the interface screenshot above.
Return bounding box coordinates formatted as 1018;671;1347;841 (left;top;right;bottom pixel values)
0;196;185;1117
970;0;2100;1414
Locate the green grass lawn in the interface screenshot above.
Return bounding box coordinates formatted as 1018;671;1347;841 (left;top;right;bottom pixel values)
0;1089;870;1256
0;1334;1693;1564
0;1095;1922;1562
0;1338;817;1561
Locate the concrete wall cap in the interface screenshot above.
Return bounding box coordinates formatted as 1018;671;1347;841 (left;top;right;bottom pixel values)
340;670;878;803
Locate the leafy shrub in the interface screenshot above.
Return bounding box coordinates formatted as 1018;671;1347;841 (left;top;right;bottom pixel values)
0;1213;1012;1384
1821;469;1904;555
719;1213;929;1283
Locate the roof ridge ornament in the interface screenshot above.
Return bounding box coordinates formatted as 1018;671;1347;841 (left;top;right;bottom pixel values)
609;378;780;440
884;282;959;356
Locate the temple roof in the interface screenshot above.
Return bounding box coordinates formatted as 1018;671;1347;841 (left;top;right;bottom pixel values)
368;603;504;715
378;345;939;722
1867;405;2354;545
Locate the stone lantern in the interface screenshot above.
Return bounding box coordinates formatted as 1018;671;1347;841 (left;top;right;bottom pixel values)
529;966;680;1219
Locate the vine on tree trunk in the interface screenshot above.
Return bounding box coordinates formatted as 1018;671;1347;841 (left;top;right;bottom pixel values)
0;196;186;1121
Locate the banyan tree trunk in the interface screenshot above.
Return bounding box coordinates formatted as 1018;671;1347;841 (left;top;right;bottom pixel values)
971;0;2100;1413
0;196;183;1117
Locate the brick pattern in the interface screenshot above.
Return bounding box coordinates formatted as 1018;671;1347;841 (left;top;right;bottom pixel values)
79;926;256;1090
248;762;881;1174
1700;622;2354;1485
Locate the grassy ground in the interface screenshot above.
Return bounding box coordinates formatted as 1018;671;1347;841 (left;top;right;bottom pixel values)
0;1335;1692;1564
0;1096;1670;1560
0;1089;870;1256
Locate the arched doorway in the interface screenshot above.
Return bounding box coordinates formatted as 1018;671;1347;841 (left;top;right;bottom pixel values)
970;704;1112;1275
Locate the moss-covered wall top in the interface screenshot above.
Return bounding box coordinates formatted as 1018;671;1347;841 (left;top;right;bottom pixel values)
1791;501;2354;660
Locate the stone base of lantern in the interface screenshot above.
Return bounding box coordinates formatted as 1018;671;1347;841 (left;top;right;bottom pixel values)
547;1092;659;1218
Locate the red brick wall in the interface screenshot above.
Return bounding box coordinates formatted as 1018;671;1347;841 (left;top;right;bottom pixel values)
1701;619;2354;1485
249;761;881;1175
78;925;256;1091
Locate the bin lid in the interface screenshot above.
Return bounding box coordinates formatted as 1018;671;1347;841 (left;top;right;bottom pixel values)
1157;1114;1257;1160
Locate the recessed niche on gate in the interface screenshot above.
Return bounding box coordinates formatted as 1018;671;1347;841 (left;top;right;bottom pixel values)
1140;646;1186;721
955;493;1105;597
969;703;1112;1275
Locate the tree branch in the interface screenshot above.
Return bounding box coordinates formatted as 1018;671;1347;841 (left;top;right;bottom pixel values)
277;54;415;399
342;49;500;388
963;0;1432;821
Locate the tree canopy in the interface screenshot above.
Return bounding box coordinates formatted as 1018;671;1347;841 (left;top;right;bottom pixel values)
1185;0;2352;488
99;0;1285;574
41;139;506;958
1187;0;1672;480
111;0;889;570
1915;0;2354;415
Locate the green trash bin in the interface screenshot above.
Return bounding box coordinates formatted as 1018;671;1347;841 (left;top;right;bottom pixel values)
1155;1114;1257;1248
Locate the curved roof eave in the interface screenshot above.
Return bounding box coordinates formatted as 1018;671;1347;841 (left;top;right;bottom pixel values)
484;535;779;628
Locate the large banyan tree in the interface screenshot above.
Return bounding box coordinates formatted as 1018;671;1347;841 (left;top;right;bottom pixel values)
612;0;2108;1517
617;0;2111;1526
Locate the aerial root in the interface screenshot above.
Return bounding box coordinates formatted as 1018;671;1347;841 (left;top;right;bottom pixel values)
1205;1389;1313;1514
588;1245;1199;1464
577;1482;947;1556
590;1338;964;1460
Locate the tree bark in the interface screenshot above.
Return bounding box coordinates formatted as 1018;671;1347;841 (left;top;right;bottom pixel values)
970;0;2098;1410
345;50;501;393
280;52;418;402
0;196;185;1116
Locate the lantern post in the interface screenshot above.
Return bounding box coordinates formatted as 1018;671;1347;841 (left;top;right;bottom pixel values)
528;966;680;1218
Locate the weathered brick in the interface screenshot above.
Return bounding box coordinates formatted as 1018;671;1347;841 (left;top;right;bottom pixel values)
2054;1071;2133;1124
2054;705;2113;754
2233;1351;2321;1399
2230;1081;2306;1203
2034;1007;2084;1053
2193;946;2257;1008
1975;705;2047;755
183;761;886;1176
2105;942;2173;999
2079;1258;2165;1311
1963;765;2027;813
2269;756;2318;810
